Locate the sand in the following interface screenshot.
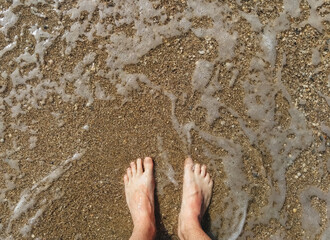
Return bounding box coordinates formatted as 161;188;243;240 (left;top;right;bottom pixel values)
0;0;329;239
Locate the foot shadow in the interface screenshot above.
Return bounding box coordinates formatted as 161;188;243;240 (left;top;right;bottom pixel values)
153;158;172;239
202;211;217;240
154;193;174;240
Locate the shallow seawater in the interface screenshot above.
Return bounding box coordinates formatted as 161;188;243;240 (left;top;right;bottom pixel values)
0;0;329;239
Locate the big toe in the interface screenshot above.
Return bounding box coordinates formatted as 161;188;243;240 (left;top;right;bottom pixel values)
143;157;153;174
184;157;193;171
184;157;194;179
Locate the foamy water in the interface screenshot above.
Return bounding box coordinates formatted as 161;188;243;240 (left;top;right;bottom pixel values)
0;0;329;239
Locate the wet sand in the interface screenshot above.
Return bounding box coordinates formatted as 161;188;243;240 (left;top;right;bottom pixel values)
0;0;329;239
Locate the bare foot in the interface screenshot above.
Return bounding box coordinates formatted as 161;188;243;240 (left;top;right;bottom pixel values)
124;157;156;240
178;157;213;239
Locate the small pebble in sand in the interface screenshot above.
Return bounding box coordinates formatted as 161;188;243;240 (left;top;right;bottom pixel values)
294;172;302;179
48;96;54;103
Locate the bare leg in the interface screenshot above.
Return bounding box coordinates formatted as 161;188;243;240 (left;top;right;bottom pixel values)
124;157;156;240
178;158;213;240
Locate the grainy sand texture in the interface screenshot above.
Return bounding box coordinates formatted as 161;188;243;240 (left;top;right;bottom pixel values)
0;0;329;239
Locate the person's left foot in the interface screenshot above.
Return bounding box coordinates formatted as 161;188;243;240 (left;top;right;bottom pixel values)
124;157;156;238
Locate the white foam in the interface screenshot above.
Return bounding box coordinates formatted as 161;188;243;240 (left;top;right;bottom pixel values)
11;103;25;117
29;25;59;64
28;136;37;149
283;0;301;17
321;226;330;240
0;117;5;137
318;91;330;107
300;186;330;239
156;136;179;194
311;48;321;65
239;54;313;237
19;208;44;237
95;82;113;101
320;124;330;137
0;40;17;58
260;13;290;67
5;152;84;237
116;73;141;98
67;0;99;20
0;2;21;36
239;11;263;32
3;158;20;172
188;0;238;62
299;0;330;32
229;69;239;87
260;28;277;67
62;22;89;55
191;60;214;92
198;82;222;124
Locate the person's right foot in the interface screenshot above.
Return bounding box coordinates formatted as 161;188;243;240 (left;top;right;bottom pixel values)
178;157;213;236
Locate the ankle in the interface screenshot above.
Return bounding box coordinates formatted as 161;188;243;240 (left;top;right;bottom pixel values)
132;220;156;240
178;214;201;239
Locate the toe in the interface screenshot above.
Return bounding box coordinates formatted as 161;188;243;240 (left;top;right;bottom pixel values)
124;174;128;184
136;158;143;174
205;173;210;182
201;165;206;177
209;179;214;187
184;157;193;171
127;167;132;178
194;163;201;175
184;157;194;181
130;161;137;175
144;157;153;174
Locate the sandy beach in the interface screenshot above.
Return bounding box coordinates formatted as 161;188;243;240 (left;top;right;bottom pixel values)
0;0;329;239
